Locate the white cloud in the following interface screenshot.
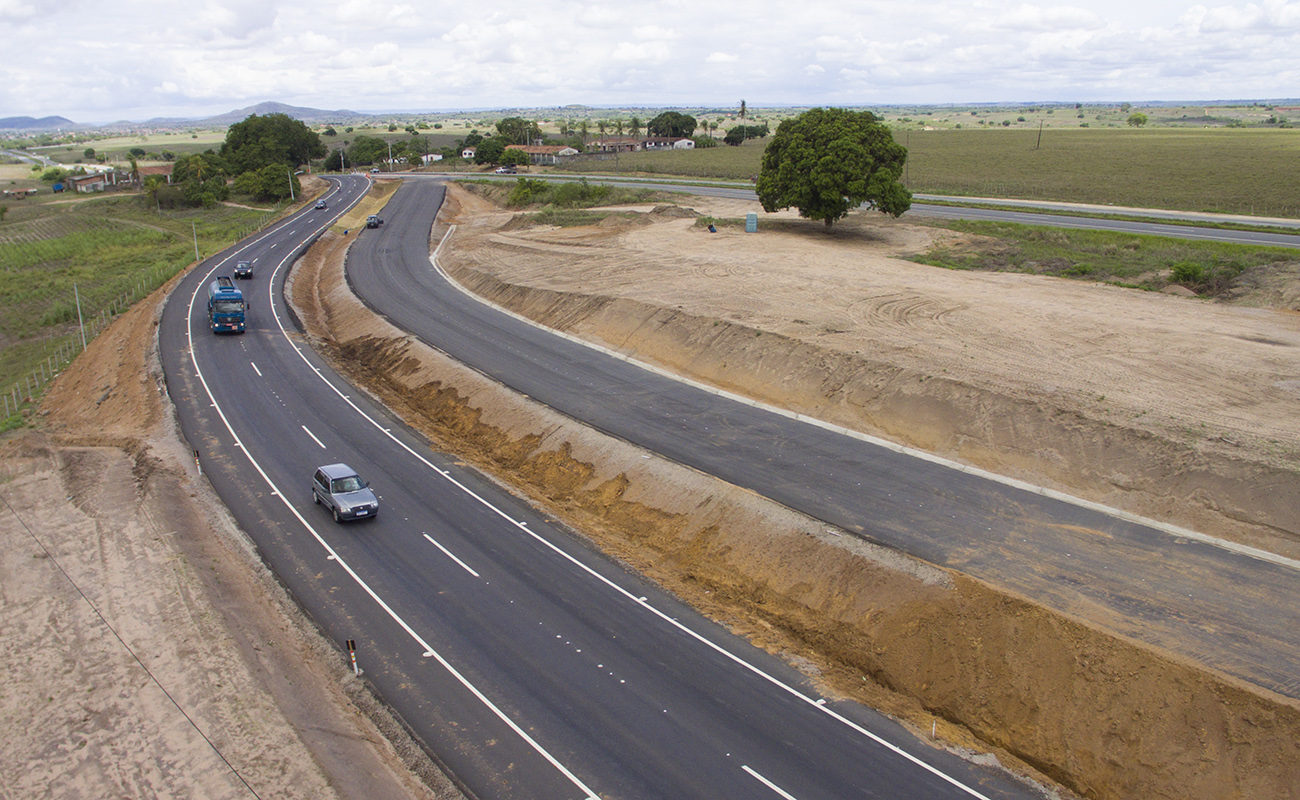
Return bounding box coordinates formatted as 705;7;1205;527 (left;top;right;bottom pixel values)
996;3;1106;30
5;0;1300;121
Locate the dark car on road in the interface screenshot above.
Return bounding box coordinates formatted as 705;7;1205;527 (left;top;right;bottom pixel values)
315;198;327;209
312;463;379;522
234;260;253;279
366;214;383;228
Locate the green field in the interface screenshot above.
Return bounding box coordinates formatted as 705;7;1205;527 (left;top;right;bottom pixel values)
560;126;1300;218
901;127;1300;216
909;220;1295;293
0;193;279;426
26;129;229;170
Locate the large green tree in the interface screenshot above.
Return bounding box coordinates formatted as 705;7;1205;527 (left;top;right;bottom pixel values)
171;152;230;207
646;111;697;138
231;163;301;202
220;113;326;174
474;138;506;164
756;108;911;226
345;135;390;166
496;117;542;146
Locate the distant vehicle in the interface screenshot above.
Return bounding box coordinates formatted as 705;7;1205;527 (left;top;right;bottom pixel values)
206;276;246;334
494;166;517;174
366;214;383;229
315;198;327;209
233;260;253;279
312;463;379;522
370;167;380;174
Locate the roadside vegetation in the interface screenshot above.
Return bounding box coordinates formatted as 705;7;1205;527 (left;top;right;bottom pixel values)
908;220;1296;294
470;177;665;227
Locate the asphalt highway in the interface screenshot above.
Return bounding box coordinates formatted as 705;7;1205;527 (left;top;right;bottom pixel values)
350;178;1300;703
158;175;1038;799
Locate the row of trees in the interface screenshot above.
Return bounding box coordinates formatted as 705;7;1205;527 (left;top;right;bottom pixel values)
122;107;911;229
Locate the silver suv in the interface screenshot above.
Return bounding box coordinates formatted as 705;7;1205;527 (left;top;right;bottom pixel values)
312;463;379;522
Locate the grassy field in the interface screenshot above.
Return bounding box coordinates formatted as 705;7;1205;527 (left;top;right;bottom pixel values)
558;127;1300;218
27;129;229;169
554;140;768;180
908;219;1296;293
0;193;279;426
901;127;1300;216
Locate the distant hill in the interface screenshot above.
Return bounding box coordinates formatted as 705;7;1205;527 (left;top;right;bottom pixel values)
197;101;366;127
0;115;78;131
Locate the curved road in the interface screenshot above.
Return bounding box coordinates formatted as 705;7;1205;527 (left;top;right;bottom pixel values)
350;178;1300;702
159;176;1037;799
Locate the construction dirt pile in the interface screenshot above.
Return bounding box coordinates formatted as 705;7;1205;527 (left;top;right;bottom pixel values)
287;182;1300;800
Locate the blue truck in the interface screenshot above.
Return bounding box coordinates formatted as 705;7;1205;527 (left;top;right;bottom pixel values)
207;276;247;334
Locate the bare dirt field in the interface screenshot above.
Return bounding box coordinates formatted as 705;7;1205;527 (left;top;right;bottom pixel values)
6;177;1300;800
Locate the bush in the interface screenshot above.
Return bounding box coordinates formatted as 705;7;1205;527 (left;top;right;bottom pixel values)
1171;261;1204;285
551;179;609;207
1171;259;1246;294
507;178;550;207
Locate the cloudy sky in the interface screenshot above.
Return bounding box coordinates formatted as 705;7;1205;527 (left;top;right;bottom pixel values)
3;0;1298;123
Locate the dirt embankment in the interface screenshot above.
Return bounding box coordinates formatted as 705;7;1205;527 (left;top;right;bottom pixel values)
285;183;1300;800
0;177;460;800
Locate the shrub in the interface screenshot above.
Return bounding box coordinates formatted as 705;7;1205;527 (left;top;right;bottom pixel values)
507;178;550;207
551;179;609;207
1171;261;1204;285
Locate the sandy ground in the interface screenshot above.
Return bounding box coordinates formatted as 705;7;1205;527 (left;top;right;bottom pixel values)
446;188;1300;552
0;183;461;799
7;177;1300;800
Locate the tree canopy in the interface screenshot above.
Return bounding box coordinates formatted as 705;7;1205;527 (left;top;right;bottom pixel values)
231;163;301;202
220;113;327;174
473;138;506;164
755;108;911;226
646;111;697;138
496;117;542;146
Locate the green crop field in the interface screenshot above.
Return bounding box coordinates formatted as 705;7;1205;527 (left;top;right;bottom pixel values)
901;127;1300;216
563;126;1300;218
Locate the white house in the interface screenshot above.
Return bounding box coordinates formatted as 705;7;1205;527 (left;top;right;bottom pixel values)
504;144;580;165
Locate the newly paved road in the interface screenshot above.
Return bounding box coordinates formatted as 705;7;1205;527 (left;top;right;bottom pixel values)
159;175;1037;799
350;178;1300;702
